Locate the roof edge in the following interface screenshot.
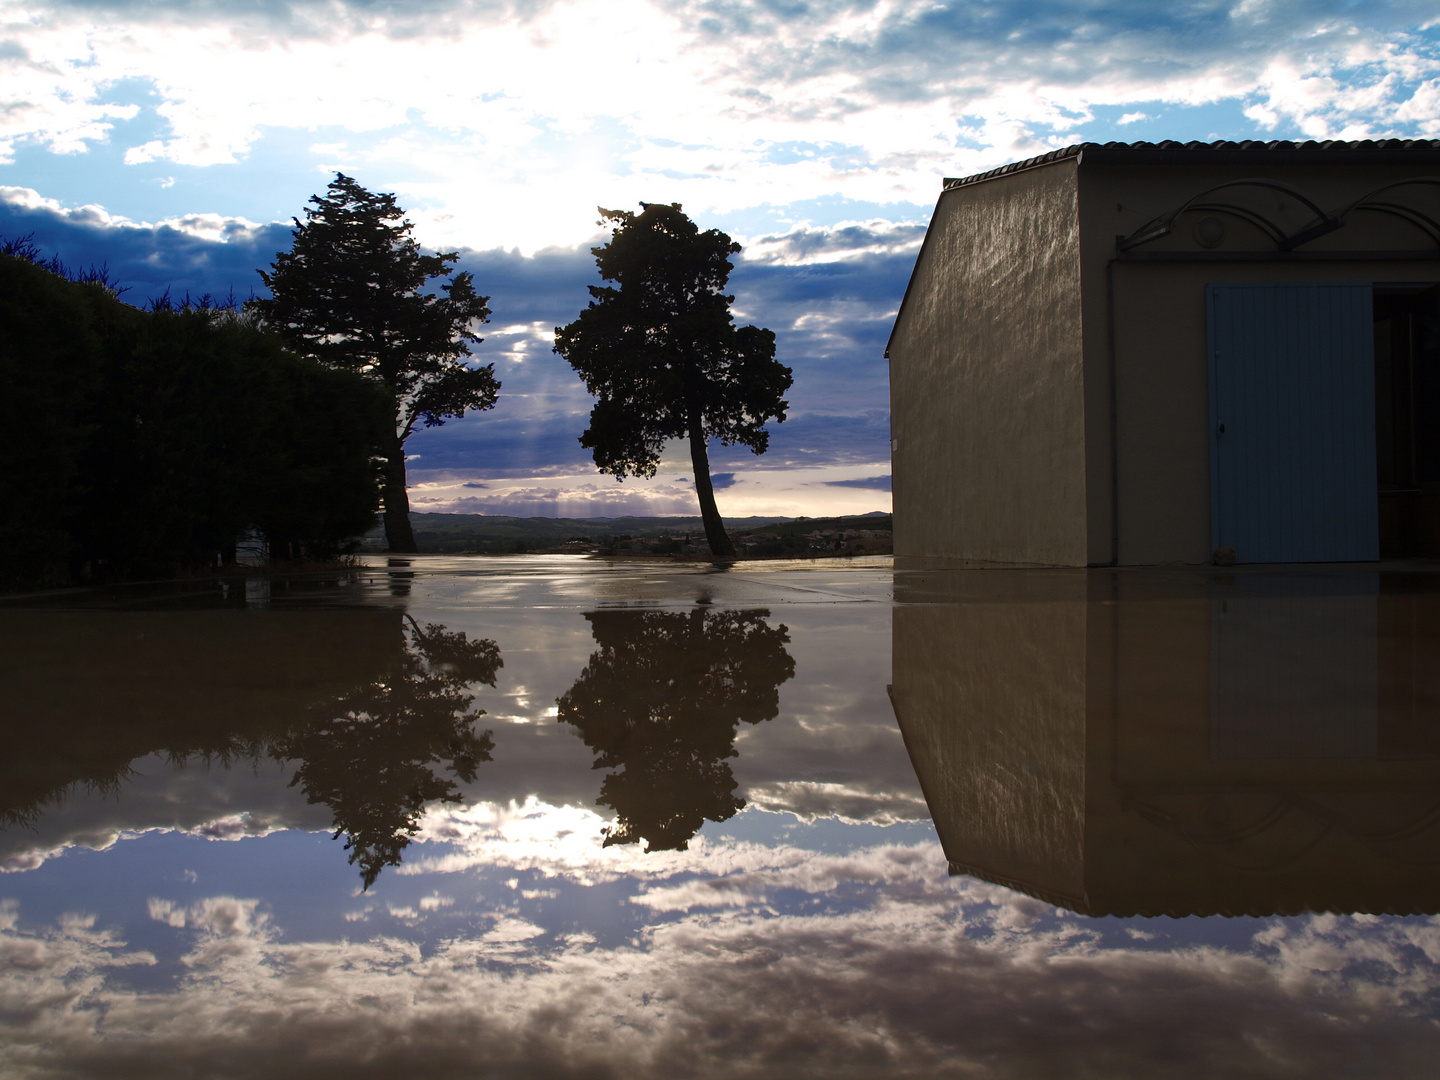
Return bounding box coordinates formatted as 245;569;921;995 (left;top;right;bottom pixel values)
943;138;1440;191
887;137;1440;358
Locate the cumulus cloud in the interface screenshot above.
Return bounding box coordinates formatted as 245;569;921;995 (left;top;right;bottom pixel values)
0;185;291;301
3;0;1439;256
0;191;897;500
745;780;925;825
742;220;928;266
2;846;1438;1078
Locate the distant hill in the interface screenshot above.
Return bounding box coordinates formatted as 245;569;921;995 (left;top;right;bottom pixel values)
362;511;890;555
735;513;892;538
731;513;893;557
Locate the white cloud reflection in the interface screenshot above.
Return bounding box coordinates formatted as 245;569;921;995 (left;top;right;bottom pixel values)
4;567;1439;1074
2;805;1437;1079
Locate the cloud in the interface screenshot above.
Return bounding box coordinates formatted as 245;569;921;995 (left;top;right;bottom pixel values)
824;474;891;491
0;588;911;889
0;750;332;873
4;0;1439;254
1;190;898;499
10;0;1436;511
430;482;701;518
744;781;926;826
742;220;928;266
3;580;1432;1076
710;473;737;489
3;851;1438;1078
0;185;290;302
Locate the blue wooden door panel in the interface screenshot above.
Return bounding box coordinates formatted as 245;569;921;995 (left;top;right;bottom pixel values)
1208;283;1378;563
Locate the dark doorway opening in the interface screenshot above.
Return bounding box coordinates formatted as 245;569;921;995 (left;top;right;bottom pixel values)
1374;285;1440;557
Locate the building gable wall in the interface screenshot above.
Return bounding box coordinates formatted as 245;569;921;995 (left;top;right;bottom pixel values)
889;160;1088;566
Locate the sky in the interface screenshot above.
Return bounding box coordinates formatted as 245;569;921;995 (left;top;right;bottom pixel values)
3;0;1439;518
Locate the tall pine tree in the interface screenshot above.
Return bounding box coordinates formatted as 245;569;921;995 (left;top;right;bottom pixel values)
249;174;498;552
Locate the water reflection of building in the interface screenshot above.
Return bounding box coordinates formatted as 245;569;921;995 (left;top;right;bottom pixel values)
890;570;1440;916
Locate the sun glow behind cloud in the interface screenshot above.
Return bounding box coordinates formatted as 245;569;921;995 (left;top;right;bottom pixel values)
4;1;1440;252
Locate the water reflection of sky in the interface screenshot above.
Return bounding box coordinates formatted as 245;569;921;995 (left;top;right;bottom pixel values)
1;557;1438;1078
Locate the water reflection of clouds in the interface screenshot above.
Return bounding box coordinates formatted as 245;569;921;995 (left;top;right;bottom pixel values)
0;754;328;873
0;574;916;879
6;563;1440;1074
3;851;1437;1078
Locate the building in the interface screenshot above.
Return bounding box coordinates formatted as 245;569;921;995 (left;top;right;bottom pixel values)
886;140;1440;566
887;569;1440;916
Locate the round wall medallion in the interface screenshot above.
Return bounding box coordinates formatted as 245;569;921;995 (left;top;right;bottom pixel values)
1194;216;1226;248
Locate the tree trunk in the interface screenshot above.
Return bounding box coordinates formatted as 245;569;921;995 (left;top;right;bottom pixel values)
688;418;736;560
382;435;418;553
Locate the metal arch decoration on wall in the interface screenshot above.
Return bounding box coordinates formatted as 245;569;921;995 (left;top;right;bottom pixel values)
1116;176;1440;253
1332;177;1440;247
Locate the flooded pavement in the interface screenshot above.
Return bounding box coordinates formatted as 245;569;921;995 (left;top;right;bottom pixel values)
1;556;1437;1078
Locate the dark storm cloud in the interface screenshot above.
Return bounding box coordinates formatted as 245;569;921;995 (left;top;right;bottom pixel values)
405;405;596;476
455;243;600;331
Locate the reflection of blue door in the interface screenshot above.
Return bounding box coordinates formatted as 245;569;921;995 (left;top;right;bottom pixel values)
1211;584;1378;761
1208;283;1378;563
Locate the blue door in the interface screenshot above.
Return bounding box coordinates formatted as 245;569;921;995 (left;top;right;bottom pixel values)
1208;283;1379;563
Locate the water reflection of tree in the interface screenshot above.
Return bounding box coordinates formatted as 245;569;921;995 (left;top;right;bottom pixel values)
0;609;501;888
557;608;795;852
277;616;501;888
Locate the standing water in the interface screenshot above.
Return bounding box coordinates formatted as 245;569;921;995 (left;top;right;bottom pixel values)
1;556;1437;1077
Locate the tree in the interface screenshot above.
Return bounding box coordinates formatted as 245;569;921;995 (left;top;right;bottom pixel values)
554;204;792;559
248;174;499;553
1;248;389;588
279;616;502;889
556;607;794;851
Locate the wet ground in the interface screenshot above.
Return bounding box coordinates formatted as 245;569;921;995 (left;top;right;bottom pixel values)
1;555;1437;1078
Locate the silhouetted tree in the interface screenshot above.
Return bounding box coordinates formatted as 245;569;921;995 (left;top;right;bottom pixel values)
278;616;502;888
248;174;499;553
556;607;795;851
554;205;791;559
97;304;389;568
0;606;401;830
0;607;501;889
